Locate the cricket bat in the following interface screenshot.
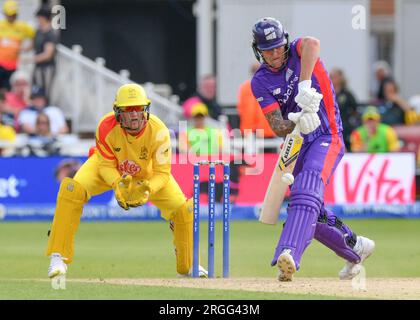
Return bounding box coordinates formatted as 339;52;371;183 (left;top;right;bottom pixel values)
259;124;302;225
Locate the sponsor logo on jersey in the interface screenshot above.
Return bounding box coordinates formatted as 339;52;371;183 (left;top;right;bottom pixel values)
257;97;264;102
139;147;148;160
281;75;299;104
113;147;121;152
286;68;294;81
118;160;141;175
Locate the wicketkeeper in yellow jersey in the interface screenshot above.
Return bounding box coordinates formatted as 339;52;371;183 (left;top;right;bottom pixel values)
46;83;207;278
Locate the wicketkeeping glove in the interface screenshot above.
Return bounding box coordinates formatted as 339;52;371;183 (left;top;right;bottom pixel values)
127;180;151;207
112;174;132;210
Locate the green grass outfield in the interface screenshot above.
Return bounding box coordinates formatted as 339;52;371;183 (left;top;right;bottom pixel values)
0;219;419;300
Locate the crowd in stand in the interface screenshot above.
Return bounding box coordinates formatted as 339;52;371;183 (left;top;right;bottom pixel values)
332;61;419;163
180;62;420;166
180;66;405;168
0;1;62;156
1;1;419;167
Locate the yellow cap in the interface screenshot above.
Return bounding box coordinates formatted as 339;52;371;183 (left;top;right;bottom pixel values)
362;106;381;121
113;83;151;108
191;103;208;117
3;0;18;16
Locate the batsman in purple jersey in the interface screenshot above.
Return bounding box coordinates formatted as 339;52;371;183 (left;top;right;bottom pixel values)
251;17;375;281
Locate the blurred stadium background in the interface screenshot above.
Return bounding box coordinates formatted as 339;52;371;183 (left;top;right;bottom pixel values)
0;0;419;220
0;0;420;299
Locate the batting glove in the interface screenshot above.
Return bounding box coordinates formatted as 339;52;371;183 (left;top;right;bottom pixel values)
288;111;321;135
294;80;323;113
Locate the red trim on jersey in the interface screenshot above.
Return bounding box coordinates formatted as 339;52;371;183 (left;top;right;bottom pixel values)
0;61;17;71
296;38;302;57
321;135;342;184
88;146;96;158
262;102;280;114
96;141;116;160
313;60;338;134
97;114;117;157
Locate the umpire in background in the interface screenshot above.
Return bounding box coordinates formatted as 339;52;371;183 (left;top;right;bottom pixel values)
32;6;59;101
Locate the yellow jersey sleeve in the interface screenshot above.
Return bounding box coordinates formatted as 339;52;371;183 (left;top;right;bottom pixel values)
22;22;35;39
386;127;400;152
148;119;171;194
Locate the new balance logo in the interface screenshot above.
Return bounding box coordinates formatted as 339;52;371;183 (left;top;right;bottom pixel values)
273;88;281;95
321;142;329;147
114;147;121;152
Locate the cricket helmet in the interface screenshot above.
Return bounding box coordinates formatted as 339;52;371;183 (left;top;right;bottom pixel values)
113;83;151;108
252;17;289;64
113;84;151;129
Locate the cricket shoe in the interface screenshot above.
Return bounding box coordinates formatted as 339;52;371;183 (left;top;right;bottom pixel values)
178;265;208;278
48;253;67;278
277;249;296;282
339;236;375;280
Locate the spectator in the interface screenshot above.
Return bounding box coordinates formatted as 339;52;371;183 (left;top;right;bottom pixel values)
373;60;392;101
17;86;68;135
0;90;14;128
0;100;16;156
27;6;59;100
54;159;82;182
179;103;227;203
378;79;412;126
237;62;275;138
34;112;51;137
0;110;16;142
25;112;60;156
330;67;359;150
179;103;223;156
405;95;420;125
0;0;35;91
4;70;31;119
182;74;223;120
350;105;400;153
0;119;15;141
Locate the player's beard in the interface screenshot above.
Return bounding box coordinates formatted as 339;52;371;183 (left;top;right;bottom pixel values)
264;46;290;71
121;112;147;135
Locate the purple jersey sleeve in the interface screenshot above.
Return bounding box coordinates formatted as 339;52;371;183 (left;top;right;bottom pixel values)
250;77;280;114
289;38;302;57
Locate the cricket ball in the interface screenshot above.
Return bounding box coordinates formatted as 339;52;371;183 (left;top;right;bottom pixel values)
281;173;294;185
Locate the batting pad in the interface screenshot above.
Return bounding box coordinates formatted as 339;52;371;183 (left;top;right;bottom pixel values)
271;170;324;270
45;177;87;264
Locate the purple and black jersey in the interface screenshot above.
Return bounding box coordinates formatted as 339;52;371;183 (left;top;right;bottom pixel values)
251;38;343;142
